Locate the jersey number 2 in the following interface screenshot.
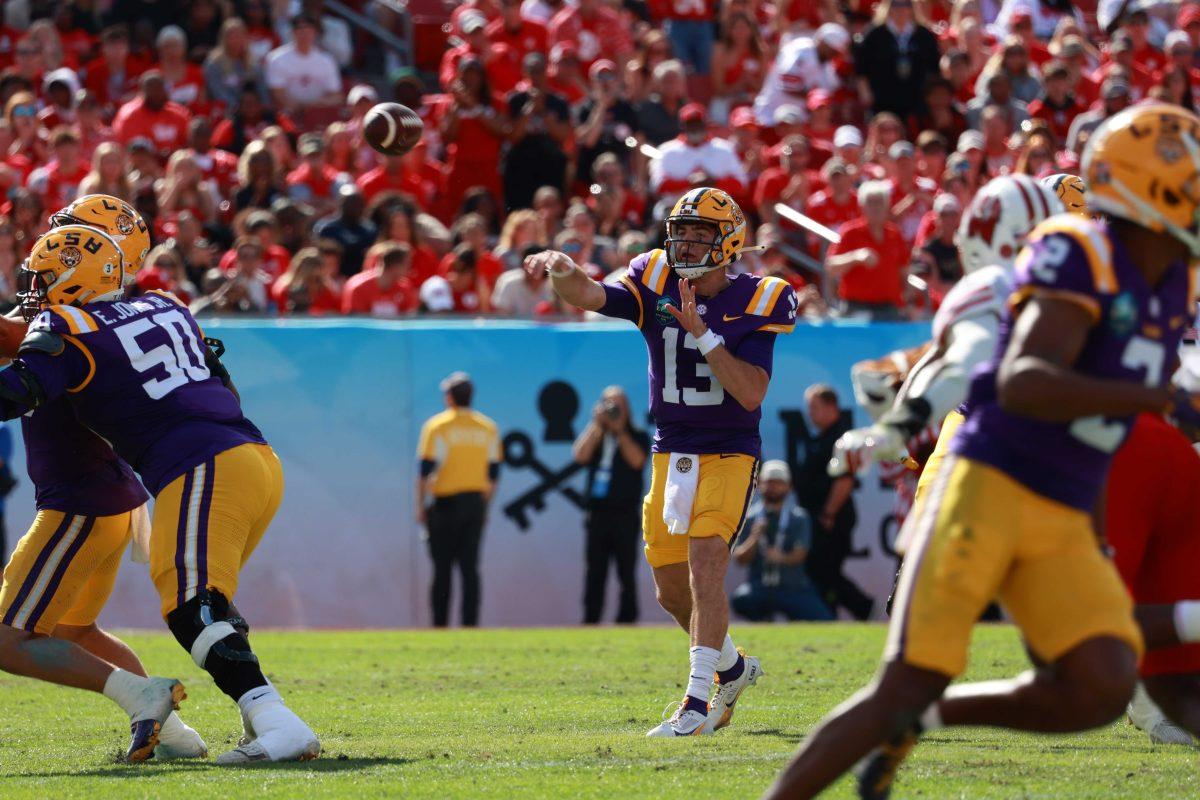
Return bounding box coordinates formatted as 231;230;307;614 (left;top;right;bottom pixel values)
115;309;211;400
662;328;725;406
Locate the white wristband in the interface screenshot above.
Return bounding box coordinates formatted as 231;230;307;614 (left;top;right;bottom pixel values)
547;255;576;279
695;329;725;356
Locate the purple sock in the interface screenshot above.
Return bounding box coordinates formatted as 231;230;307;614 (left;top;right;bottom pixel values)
717;654;745;684
683;695;709;715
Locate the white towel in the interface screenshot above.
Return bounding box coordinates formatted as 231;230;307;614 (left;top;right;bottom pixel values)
128;502;152;563
663;453;700;535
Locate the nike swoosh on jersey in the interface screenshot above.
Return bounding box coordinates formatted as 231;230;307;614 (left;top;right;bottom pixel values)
722;314;744;322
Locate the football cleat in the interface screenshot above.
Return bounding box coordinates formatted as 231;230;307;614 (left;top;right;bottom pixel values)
1146;719;1195;747
153;713;208;760
705;652;763;733
126;679;187;763
646;699;710;737
216;702;320;765
855;728;919;800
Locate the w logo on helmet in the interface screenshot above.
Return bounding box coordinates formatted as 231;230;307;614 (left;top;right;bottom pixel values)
58;246;82;268
966;195;1002;246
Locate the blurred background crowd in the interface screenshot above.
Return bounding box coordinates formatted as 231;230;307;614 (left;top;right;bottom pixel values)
0;0;1191;319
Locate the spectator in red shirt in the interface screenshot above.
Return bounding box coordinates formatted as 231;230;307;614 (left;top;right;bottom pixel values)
1159;31;1200;107
887;140;937;245
155;26;208;113
825;180;908;318
183;117;239;197
1118;8;1166;76
488;0;550;62
912;192;962;307
273;246;343;314
1056;36;1100;108
11;36;46;90
915;131;947;182
1028;60;1086;147
74;89;115;162
52;5;95;69
343;242;418;315
756;134;822;229
83;25;146;113
357;155;413;204
113;70;191;159
805;157;860;252
548;43;589;104
6;92;47;168
439;58;507;221
728;107;768;185
420;244;487;313
38;68;80;131
27;126;89;211
910;76;967;145
447;212;504;290
286;132;348;213
1094;34;1154;100
135;244;199;304
1008;10;1052;67
220;236;272;311
548;0;634;73
220;210;292;279
440;12;522;96
980;105;1015;176
941;48;975;106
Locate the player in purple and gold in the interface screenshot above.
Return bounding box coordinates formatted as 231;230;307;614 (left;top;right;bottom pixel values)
764;103;1200;799
525;187;797;737
0;223;319;764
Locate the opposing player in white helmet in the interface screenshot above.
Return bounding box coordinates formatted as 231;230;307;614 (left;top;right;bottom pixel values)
830;173;1062;483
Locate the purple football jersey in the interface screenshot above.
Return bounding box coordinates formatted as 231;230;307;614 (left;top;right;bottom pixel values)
4;293;264;495
952;218;1193;510
21;399;149;516
599;249;797;456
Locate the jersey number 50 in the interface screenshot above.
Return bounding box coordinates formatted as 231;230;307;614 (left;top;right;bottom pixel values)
115;309;211;400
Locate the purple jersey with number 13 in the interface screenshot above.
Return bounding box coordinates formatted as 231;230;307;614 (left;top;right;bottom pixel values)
598;249;797;457
952;216;1194;511
7;291;264;495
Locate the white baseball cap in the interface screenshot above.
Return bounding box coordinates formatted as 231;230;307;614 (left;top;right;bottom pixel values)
833;125;864;148
420;275;455;312
815;23;851;53
761;460;791;482
347;84;378;105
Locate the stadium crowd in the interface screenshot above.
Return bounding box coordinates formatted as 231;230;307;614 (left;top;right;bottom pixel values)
0;0;1192;318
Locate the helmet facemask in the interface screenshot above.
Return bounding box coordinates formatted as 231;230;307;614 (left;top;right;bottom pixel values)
665;218;725;280
16;261;50;322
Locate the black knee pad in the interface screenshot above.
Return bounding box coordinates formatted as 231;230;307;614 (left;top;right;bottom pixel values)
166;591;266;701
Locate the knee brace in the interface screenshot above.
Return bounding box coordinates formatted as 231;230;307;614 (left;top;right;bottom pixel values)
167;590;265;700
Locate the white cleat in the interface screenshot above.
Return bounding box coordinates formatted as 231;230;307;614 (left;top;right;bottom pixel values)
646;700;710;737
216;702;320;764
154;713;208;759
1147;719;1195;747
705;653;762;733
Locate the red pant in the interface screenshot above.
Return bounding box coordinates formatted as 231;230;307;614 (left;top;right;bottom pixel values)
1107;413;1200;677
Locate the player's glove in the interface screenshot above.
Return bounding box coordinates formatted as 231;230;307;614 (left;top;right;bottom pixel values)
1167;385;1200;442
828;423;907;477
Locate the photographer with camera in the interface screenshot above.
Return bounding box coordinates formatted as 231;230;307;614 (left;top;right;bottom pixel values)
572;386;650;624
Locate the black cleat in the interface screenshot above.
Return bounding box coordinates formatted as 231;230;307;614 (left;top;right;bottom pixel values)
855;728;919;800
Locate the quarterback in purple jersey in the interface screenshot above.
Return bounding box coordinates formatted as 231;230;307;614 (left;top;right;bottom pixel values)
765;104;1200;800
0;224;319;763
526;187;797;737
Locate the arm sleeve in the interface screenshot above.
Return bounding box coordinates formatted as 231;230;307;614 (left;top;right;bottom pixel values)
733;330;778;376
598;280;644;325
899;314;999;426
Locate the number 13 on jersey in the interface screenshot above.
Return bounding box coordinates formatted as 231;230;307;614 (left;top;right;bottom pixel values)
662;328;725;406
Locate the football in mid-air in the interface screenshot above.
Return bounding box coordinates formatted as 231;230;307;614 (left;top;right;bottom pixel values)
363;102;424;156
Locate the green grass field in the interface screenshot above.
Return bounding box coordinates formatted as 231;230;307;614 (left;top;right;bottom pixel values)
0;624;1194;799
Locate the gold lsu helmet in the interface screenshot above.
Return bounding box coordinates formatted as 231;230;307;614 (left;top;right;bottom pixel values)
1040;173;1089;218
18;225;126;321
49;194;150;280
1082;103;1200;255
664;187;747;279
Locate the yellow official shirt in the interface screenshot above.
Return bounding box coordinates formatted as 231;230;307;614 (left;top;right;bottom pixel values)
417;408;501;497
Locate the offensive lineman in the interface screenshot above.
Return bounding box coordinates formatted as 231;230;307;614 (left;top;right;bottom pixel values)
1;223;319;763
525;188;797;736
765;103;1200;798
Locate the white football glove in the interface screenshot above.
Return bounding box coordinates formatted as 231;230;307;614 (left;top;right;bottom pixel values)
828;423;908;477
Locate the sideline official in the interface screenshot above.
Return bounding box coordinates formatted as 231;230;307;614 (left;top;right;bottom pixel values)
416;372;500;627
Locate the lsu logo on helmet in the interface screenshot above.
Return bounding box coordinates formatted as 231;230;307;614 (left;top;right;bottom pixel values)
49;194;150;279
18;225;126;321
1083;103;1200;255
1040;173;1089;218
